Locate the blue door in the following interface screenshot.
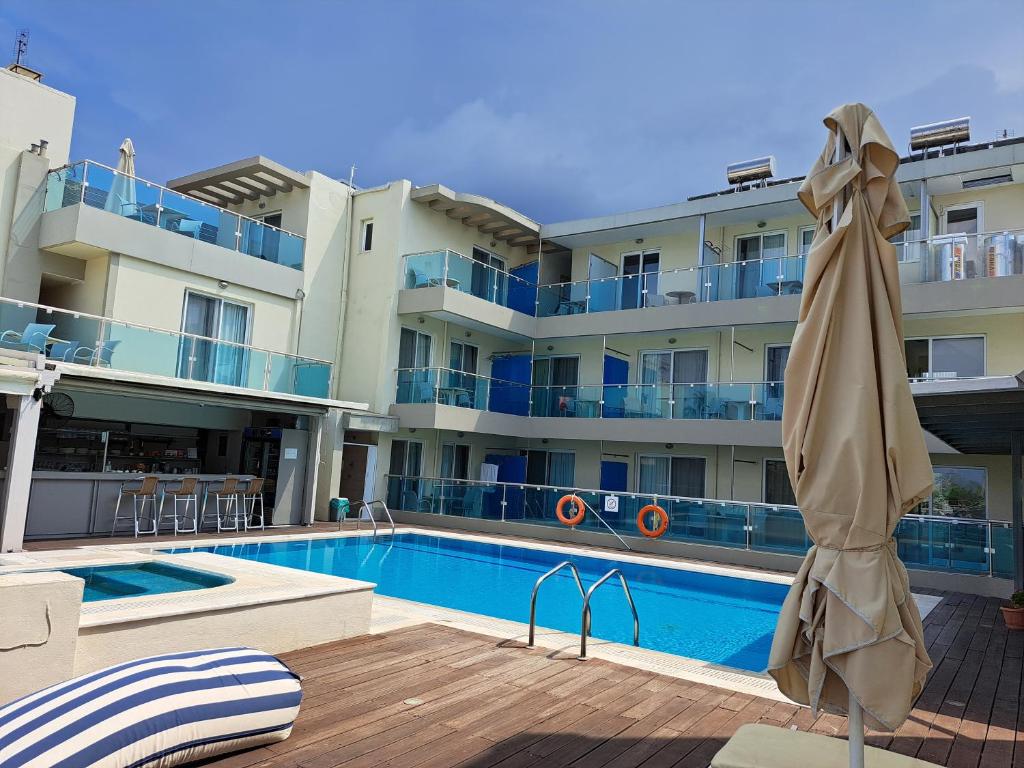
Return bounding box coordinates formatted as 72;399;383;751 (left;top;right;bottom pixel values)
602;354;629;418
508;262;538;316
489;354;531;415
484;453;527;519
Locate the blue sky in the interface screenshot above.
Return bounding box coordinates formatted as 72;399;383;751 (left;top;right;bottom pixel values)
3;1;1023;222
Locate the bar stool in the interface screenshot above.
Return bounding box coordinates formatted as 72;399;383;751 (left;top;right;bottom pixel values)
238;478;266;531
200;476;241;533
158;476;200;535
111;475;160;537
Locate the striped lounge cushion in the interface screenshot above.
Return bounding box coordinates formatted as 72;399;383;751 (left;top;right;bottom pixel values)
0;647;302;768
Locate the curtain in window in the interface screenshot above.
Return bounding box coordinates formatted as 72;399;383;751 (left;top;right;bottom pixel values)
214;302;248;386
179;294;216;380
673;350;708;383
670;457;706;497
638;456;670;496
547;452;575;487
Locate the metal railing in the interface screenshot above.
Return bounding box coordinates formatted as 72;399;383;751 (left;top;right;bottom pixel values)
45;160;306;270
527;561;586;647
350;499;397;537
580;569;640;659
384;474;1016;578
0;295;332;398
897;228;1024;282
402;249;537;314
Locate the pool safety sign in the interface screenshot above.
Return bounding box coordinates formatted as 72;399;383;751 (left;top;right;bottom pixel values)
604;495;619;513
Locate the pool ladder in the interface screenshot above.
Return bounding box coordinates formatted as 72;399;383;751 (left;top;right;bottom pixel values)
527;561;640;660
346;499;397;538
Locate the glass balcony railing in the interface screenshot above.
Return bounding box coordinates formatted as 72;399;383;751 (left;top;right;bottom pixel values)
395;369;785;422
906;229;1024;282
402;250;537;315
0;296;331;397
385;474;1016;578
45;161;305;270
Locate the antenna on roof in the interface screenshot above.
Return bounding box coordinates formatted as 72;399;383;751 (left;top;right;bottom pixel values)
348;164;356;189
13;29;28;66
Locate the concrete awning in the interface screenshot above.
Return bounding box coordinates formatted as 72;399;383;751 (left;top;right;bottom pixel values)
913;373;1024;454
411;184;549;250
167;156;310;207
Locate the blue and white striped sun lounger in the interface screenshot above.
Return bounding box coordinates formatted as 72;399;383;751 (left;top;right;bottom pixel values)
0;647;302;768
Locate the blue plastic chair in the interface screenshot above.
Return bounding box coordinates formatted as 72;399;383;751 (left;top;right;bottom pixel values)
48;340;80;361
74;339;121;367
0;322;56;352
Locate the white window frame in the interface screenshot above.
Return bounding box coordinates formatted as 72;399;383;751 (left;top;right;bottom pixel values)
733;230;788;263
180;290;253;345
763;343;791;383
389;437;424;478
526;448;576;487
889;212;923;263
941;201;985;235
360;218;374;252
448;339;479;375
472;244;507;273
797;225;816;257
905;334;986;381
398;327;433;369
636;346;709;385
634;452;707;498
926;465;988;519
439;441;472;480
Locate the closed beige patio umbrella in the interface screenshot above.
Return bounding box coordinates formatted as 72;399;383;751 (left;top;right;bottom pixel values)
104;138;136;215
767;104;935;753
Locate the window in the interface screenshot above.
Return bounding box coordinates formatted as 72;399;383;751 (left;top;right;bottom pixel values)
526;450;575;487
531;356;580;416
734;232;786;299
178;292;251;386
471;246;507;302
888;213;922;262
736;232;787;262
639;349;708;418
764;344;790;401
927;466;987;519
621;250;661;309
637;455;705;498
360;219;374;252
398;328;432;369
259;212;283;229
440;443;471;480
388;439;422;478
449;341;478;374
798;226;815;257
764;459;797;506
905;336;984;381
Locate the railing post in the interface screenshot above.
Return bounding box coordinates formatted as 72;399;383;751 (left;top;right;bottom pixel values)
443;250;450;287
501;483;507;522
155;186;163;229
585;278;591;313
745;504;752;550
80;161;89;204
262;354;272;391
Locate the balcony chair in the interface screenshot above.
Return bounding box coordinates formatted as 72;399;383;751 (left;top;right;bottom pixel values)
157;476;200;535
0;322;57;353
763;396;784;421
73;338;121;367
111;475;161;537
416;382;436;404
47;340;80;362
622;395;643;418
176;219;205;239
452;486;484;518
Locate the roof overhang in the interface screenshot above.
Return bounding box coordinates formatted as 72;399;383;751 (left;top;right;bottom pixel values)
0;350;59;397
913;373;1024;454
167;156;310;207
411;184;545;249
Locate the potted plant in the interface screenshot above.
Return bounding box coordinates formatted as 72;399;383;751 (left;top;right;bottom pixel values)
1002;591;1024;631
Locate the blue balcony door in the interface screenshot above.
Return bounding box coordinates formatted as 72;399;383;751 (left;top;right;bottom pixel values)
621;250;659;310
178;292;250;386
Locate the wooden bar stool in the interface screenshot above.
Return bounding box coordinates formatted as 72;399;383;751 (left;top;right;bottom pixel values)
238;478;266;531
200;476;241;533
158;476;199;535
111;475;160;537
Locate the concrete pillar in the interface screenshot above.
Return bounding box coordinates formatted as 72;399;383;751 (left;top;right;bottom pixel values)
303;413;324;525
1;392;42;552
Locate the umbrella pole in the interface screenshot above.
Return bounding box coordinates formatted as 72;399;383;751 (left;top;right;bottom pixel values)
848;691;865;768
830;119;866;768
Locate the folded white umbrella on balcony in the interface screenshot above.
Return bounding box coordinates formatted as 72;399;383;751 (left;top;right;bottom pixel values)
767;103;935;733
104;137;136;215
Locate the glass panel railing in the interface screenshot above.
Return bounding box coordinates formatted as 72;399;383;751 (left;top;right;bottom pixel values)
530;384;603;417
919;230;1024;283
700;255;806;302
0;296;330;397
385;474;1014;578
44;161;305;269
402;250;537;315
394;367;523;411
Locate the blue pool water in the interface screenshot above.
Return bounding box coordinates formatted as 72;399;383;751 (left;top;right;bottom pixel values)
59;561;234;602
168;534;788;672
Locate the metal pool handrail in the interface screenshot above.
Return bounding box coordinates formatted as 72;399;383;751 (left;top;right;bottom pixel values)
527;561;586;648
580;568;640;660
352;499;396;537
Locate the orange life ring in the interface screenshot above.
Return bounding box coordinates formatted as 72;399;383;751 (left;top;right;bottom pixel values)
555;494;585;526
637;504;669;538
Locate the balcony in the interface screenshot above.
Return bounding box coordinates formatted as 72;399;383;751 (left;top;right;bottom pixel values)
0;296;331;398
44;161;305;270
395;367;784;421
385;475;1015;579
403;250;536;314
903;229;1024;283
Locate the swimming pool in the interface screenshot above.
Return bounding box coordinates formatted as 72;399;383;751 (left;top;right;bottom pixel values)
168;533;787;671
58;561;234;602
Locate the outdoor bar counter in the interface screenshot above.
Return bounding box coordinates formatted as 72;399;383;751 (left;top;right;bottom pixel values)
21;472;255;539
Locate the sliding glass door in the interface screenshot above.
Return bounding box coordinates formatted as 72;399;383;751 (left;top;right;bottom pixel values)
179;292;251;386
639;349;708;418
621;250;660;309
532;356;580;416
637;455;706;498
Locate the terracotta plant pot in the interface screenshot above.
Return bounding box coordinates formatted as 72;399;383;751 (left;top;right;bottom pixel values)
1001;606;1024;631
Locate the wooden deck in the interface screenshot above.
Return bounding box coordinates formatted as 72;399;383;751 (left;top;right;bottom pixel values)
202;592;1022;768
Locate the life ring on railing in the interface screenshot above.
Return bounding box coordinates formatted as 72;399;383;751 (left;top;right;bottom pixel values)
637;504;669;538
555;494;586;527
